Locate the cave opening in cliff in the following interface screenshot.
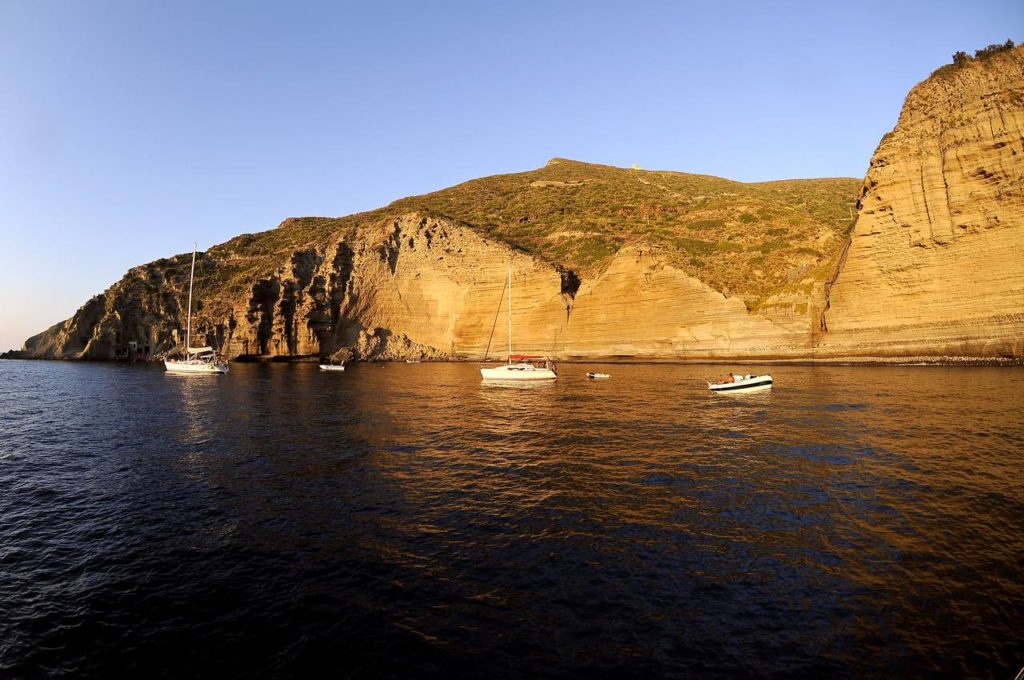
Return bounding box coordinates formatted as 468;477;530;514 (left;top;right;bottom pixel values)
558;268;581;299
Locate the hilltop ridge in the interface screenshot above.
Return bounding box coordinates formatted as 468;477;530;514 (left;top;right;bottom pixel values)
216;158;858;311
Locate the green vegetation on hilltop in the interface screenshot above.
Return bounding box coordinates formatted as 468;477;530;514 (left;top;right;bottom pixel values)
932;40;1017;79
201;158;860;309
387;159;859;305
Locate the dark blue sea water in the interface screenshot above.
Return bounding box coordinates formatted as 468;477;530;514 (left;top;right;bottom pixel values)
1;360;1022;678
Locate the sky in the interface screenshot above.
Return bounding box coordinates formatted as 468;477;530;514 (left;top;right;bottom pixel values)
0;0;1020;352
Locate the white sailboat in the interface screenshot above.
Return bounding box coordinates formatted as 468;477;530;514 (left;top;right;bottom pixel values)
318;362;346;372
480;267;557;382
164;243;229;375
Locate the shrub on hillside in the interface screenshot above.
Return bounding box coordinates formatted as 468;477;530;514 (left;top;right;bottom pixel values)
975;40;1015;60
949;40;1015;69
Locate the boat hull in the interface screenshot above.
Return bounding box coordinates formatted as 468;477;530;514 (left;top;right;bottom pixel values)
319;364;346;371
708;375;772;393
480;365;556;381
164;359;229;374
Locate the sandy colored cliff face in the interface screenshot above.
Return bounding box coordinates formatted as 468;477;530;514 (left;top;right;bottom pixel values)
22;213;825;361
821;47;1024;358
214;215;821;361
17;48;1024;363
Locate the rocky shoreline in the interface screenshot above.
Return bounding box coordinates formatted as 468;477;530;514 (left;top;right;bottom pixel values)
4;350;1019;367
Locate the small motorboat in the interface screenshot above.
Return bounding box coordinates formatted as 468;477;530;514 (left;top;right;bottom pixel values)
586;372;611;379
708;373;772;393
319;363;346;372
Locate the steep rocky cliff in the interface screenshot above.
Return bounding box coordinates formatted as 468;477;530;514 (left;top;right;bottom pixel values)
820;44;1024;359
21;162;858;362
17;46;1024;363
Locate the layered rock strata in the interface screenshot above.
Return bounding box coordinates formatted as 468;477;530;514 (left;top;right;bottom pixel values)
820;46;1024;359
22;215;824;361
17;48;1024;363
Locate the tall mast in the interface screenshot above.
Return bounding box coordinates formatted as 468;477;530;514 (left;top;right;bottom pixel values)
507;266;512;357
186;242;197;353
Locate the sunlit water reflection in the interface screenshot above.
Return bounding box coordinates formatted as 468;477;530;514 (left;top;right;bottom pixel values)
1;361;1022;678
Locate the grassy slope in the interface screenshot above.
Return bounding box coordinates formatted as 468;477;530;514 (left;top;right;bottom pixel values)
204;159;860;311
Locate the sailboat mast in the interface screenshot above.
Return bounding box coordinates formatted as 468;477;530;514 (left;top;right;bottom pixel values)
507;266;512;357
186;242;197;353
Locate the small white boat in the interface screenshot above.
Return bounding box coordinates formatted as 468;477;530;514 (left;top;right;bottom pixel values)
165;346;229;374
586;372;611;380
481;355;557;381
164;243;228;375
480;267;557;382
319;363;346;372
708;373;773;393
405;359;421;364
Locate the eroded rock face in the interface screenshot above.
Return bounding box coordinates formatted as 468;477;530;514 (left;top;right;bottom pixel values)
19;214;827;361
22;256;199;360
821;46;1024;359
17;48;1024;363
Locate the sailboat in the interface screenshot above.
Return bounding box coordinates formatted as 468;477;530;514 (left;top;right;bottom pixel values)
164;243;229;375
480;267;557;381
318;361;346;372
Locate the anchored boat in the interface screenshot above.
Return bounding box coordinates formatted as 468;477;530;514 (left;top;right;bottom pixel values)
318;363;346;372
481;354;557;381
164;243;228;375
586;372;611;380
708;373;773;393
165;346;229;374
480;267;557;382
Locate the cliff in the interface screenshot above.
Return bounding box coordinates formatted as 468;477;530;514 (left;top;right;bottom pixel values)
820;44;1024;359
21;163;859;362
17;46;1024;363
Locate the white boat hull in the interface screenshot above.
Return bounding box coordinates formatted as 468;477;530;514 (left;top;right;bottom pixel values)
480;364;556;381
587;373;611;379
164;244;228;375
319;364;346;371
164;359;229;374
708;374;772;393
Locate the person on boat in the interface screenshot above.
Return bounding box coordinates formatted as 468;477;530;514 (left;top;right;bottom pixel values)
724;372;735;383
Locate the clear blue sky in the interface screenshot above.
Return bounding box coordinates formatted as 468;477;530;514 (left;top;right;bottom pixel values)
1;0;1020;351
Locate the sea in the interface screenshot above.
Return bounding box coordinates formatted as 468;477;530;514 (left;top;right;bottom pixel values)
1;360;1022;679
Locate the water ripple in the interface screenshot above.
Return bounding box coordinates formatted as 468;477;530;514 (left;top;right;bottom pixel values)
0;361;1022;678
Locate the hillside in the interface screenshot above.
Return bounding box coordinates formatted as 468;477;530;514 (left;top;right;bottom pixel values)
386;160;857;310
13;45;1023;363
16;162;858;362
207;159;858;312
